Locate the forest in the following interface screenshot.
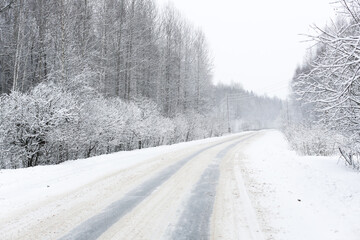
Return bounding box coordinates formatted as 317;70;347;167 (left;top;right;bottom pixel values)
0;0;282;169
286;0;360;169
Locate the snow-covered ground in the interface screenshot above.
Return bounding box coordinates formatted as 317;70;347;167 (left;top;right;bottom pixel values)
0;133;244;219
241;130;360;240
0;132;250;239
0;130;359;240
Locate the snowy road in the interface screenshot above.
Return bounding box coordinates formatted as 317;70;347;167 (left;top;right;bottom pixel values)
0;132;264;240
2;130;360;239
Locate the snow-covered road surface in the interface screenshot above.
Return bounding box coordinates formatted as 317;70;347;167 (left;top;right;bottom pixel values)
1;132;264;240
1;130;359;240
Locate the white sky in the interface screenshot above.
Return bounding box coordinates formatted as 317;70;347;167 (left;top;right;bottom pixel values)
156;0;337;99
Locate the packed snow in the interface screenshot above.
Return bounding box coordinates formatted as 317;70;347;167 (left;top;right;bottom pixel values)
0;133;244;219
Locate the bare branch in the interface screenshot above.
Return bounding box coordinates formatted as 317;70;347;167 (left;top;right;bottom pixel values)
0;0;16;13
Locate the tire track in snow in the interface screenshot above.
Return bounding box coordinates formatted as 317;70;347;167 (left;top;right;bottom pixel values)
170;135;254;240
211;134;265;240
58;136;248;240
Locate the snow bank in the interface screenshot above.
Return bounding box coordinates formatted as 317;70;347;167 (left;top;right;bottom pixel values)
242;130;360;240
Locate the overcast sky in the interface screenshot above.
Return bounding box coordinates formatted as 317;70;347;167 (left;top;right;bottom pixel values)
156;0;337;99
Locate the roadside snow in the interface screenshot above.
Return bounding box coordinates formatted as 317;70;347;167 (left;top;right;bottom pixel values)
241;130;360;240
0;133;245;219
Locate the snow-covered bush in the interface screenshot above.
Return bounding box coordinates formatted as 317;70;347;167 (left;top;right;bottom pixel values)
131;98;175;148
76;97;120;157
283;124;343;156
0;92;31;168
337;146;360;170
172;114;190;143
185;111;214;141
171;111;226;143
0;82;78;168
0;81;226;169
